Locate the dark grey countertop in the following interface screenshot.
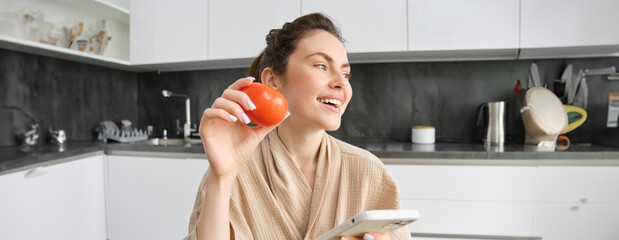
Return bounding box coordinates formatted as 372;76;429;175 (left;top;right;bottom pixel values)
2;139;619;175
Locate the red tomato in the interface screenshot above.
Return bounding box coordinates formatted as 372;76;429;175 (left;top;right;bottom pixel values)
240;83;288;127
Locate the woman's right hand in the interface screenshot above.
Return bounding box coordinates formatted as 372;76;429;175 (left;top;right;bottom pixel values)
199;77;284;182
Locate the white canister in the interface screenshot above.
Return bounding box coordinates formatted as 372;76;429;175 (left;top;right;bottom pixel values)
412;126;435;144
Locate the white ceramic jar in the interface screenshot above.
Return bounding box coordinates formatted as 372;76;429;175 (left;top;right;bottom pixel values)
412;126;435;144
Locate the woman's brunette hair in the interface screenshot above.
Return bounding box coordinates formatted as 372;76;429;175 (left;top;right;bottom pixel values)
248;13;344;83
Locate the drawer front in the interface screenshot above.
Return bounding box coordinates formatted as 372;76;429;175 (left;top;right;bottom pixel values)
535;202;619;240
385;165;536;201
536;166;619;203
403;199;535;237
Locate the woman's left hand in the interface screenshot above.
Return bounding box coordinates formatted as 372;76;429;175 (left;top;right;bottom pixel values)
340;232;390;240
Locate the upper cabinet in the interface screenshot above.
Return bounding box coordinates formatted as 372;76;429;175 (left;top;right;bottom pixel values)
407;0;520;60
208;0;300;60
302;0;408;54
5;0;619;71
130;0;208;65
520;0;619;59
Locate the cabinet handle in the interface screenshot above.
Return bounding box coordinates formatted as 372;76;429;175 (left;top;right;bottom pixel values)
24;166;48;178
580;198;589;203
571;205;579;211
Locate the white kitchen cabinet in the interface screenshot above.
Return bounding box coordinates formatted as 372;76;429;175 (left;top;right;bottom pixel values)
534;166;619;240
302;0;407;54
402;199;536;237
408;0;519;59
130;0;208;64
386;165;537;201
520;0;619;58
106;155;209;240
535;203;619;240
0;155;107;240
208;0;300;60
385;164;537;237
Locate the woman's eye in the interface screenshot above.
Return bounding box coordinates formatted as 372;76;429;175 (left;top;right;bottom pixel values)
342;72;352;79
315;64;326;70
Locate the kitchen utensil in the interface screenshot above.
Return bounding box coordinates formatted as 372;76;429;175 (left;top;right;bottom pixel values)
557;64;573;99
531;63;541;87
567;70;584;105
562;105;587;134
572;78;588;108
521;87;567;146
476;101;507;145
585;66;616;75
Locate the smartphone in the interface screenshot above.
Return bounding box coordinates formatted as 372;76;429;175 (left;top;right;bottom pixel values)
315;209;419;240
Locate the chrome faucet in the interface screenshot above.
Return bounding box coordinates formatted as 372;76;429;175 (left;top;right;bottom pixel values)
2;106;39;148
162;90;196;139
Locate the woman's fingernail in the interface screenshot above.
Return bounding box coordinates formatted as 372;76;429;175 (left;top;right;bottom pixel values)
241;113;251;124
340;237;349;240
228;114;238;122
246;76;255;81
247;100;256;110
363;233;375;240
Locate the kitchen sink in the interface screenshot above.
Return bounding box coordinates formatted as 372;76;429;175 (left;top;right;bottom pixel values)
135;138;202;146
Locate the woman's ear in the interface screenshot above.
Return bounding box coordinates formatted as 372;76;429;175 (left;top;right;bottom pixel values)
260;67;281;90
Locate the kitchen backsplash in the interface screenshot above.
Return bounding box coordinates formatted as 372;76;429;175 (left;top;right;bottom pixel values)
0;48;138;146
137;57;619;146
2;48;619;147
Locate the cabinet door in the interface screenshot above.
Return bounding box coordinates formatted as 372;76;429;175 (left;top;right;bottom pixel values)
208;0;300;60
185;158;210;215
535;203;619;240
385;165;537;201
403;199;535;237
130;0;208;64
47;155;107;240
408;0;519;51
302;0;407;53
0;167;53;240
534;166;619;240
521;0;619;49
520;0;619;58
536;166;619;204
386;164;537;237
106;155;209;240
0;155;106;240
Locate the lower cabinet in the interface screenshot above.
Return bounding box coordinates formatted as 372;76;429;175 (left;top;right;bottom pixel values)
0;155;107;240
534;166;619;240
106;155;209;240
385;164;537;238
386;164;619;240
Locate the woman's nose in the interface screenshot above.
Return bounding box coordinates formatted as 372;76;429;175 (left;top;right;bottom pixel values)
329;74;347;89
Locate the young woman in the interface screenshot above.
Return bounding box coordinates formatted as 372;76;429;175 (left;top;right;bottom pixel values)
185;13;410;240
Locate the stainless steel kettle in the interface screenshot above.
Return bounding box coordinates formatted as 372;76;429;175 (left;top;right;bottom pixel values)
476;101;507;145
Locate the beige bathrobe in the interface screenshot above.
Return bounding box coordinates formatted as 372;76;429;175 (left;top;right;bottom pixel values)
185;130;411;240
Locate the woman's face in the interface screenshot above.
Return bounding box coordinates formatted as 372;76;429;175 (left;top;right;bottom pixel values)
276;29;352;131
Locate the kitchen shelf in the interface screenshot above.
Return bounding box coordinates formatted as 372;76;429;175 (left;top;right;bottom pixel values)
0;34;137;71
56;0;130;24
